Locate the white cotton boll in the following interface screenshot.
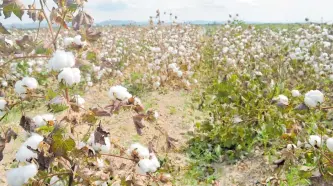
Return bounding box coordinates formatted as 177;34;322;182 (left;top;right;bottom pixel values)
72;95;85;107
22;77;38;89
137;153;160;174
108;85;132;101
16;134;44;162
87;82;93;87
58;68;81;86
273;95;289;106
74;35;85;46
2;80;8;87
0;99;7;110
87;134;111;153
94;181;108;186
6;163;38;186
153;111;159;120
177;70;183;77
64;37;74;47
32;114;55;127
287;144;297;151
50;176;66;186
48;50;75;71
153;81;160;88
134;97;142;106
233;116;243;124
97;158;105;169
323;41;331;48
292;90;301;97
127;143;150;159
304;90;324;108
14;80;26;96
326;138;333;152
309;135;321;147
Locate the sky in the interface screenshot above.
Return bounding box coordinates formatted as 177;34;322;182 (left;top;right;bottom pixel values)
1;0;333;24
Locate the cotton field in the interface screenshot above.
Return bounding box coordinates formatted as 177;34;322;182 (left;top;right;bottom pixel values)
1;0;333;186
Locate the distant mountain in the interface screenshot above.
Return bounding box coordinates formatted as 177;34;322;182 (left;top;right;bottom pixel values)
5;20;297;29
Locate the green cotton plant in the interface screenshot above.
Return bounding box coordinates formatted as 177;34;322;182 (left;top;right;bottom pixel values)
188;22;333;184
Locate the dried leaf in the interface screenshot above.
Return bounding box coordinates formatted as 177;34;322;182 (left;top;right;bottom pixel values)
5;128;17;142
94;122;110;145
91;108;111;117
20;115;36;132
295;103;308;110
72;11;94;31
0;22;10;34
50;7;68;29
133;114;146;135
85;28;101;42
27;4;37;22
0;138;5;161
273;158;285;167
16;35;34;53
166;136;178;150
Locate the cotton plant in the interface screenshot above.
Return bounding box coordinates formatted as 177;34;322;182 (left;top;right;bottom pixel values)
6;163;38;186
14;77;39;98
15;133;44;163
48;50;75;71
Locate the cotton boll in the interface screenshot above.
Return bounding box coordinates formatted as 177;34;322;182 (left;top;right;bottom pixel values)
87;134;111;153
0;99;7;110
153;81;160;88
64;37;74;47
127;143;150;159
326;138;333;152
309;135;321;147
16;134;43;162
108;85;132;101
273;95;289;106
72;95;85;107
6;163;38;186
177;70;183;77
32;114;55;127
137;153;160;174
87;82;93;87
48;50;75;71
58;68;81;86
2;80;8;87
50;176;66;186
287;144;297;151
291;90;301;97
74;35;85;46
22;77;38;89
304;90;324;108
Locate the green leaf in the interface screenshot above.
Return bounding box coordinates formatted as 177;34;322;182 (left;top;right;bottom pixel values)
51;130;75;157
2;0;25;20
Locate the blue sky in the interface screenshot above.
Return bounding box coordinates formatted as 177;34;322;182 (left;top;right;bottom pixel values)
1;0;333;24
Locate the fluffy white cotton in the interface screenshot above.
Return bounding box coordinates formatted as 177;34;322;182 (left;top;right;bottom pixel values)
127;143;150;159
137;153;160;174
72;95;85;107
50;176;66;186
6;163;38;186
273;95;289;106
327;138;333;152
304;90;324;108
32;114;55;127
87;133;111;153
153;81;160;88
48;50;75;71
287;144;297;151
108;85;132;101
74;35;85;46
291;90;301;97
64;37;74;47
0;99;7;110
14;77;38;97
16;134;44;162
309;135;321;147
58;68;81;86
